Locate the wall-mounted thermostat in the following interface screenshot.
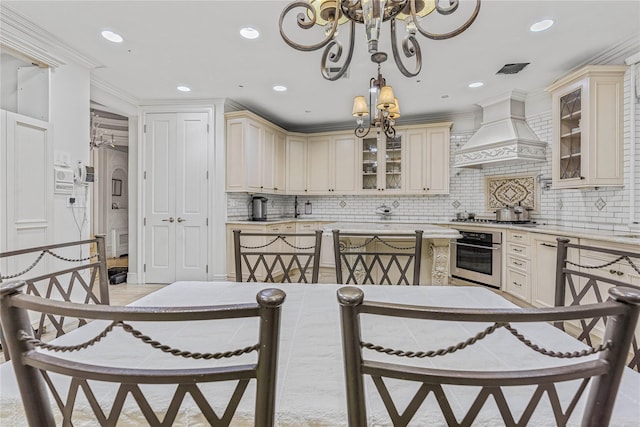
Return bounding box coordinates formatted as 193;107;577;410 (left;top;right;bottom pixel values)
54;166;75;194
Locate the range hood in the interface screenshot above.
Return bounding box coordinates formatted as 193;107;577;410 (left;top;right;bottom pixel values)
454;90;547;168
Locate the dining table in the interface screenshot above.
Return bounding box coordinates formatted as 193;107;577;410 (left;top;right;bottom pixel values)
1;281;639;426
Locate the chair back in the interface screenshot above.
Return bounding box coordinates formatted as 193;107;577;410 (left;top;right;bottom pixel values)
333;230;423;285
233;230;322;283
0;236;109;359
0;280;285;427
337;285;640;427
555;238;640;370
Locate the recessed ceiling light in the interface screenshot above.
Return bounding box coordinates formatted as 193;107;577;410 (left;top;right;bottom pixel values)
273;85;287;92
530;19;554;32
468;82;484;88
177;85;191;92
240;27;260;39
101;30;123;43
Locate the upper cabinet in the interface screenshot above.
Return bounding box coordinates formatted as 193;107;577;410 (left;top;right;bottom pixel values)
285;135;308;194
405;124;452;195
226;111;451;196
546;65;626;189
307;133;359;194
361;133;404;193
226;111;287;193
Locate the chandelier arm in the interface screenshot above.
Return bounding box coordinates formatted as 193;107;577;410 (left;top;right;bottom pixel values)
321;20;355;80
355;123;372;138
412;0;481;41
435;0;459;15
279;1;339;52
390;18;421;77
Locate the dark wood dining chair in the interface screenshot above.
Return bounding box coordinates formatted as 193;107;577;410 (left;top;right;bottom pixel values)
0;280;285;427
337;285;640;427
233;229;322;283
555;238;640;371
0;235;109;359
332;230;423;285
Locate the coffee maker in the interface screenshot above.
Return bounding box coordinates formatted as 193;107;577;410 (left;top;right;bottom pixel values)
251;196;268;221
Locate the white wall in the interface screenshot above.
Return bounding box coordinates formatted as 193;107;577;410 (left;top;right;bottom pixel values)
49;63;91;247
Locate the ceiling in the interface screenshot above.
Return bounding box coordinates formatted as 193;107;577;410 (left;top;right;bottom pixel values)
3;1;640;132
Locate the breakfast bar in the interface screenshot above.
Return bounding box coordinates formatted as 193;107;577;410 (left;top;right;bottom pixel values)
322;222;461;285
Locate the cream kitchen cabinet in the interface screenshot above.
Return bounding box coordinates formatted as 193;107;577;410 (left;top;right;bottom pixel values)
226;111;287;193
405;123;452;195
504;230;531;303
286;135;308;194
306;133;359;195
546;65;626;189
531;234;578;308
360;132;404;194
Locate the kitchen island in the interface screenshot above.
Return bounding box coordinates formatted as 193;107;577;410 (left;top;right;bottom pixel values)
323;222;461;285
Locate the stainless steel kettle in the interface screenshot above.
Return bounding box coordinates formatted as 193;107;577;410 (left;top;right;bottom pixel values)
251;196;268;221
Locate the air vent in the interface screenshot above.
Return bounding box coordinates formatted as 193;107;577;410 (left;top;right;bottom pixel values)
497;63;530;75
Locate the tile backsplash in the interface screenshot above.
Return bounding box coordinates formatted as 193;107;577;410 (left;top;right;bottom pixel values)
228;68;639;233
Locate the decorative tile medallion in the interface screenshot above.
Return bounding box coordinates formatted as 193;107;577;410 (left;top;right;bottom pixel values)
339;200;346;208
451;200;461;209
392;200;400;208
595;197;607;211
557;199;564;210
485;175;537;212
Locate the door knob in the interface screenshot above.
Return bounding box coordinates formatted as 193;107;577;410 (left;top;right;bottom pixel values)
177;217;186;223
162;217;175;223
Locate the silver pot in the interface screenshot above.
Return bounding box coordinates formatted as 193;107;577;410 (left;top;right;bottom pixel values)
513;204;533;221
495;206;518;222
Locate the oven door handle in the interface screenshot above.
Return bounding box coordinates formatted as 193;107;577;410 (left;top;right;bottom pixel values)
451;241;502;251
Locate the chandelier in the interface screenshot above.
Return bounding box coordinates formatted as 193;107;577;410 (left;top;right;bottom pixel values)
352;53;399;138
279;0;481;80
90;112;115;149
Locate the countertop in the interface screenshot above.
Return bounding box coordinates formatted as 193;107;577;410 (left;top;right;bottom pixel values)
321;221;460;238
226;218;640;246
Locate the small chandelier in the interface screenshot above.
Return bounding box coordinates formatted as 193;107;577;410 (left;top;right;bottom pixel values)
352;53;399;138
279;0;481;80
90;112;115;150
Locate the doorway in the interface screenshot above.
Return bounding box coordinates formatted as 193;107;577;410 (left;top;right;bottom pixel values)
90;107;129;281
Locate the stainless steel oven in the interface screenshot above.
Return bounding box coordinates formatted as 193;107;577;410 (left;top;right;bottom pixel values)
450;228;502;289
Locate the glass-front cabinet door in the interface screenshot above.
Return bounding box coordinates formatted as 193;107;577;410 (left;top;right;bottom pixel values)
362;137;378;191
360;133;403;192
558;87;582;182
385;135;402;191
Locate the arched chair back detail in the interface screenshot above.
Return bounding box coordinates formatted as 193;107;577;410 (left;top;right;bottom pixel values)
233;230;322;283
555;238;640;371
0;236;109;359
337;285;640;427
333;230;423;285
0;281;285;427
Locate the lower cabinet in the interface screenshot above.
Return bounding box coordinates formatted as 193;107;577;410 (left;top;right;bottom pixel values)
504;230;531;303
531;234;578;308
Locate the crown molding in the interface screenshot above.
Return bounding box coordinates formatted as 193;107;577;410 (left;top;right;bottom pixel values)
577;33;640;68
0;5;101;69
91;77;139;108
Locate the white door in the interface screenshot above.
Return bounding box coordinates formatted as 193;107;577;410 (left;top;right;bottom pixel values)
144;113;208;283
1;110;52;276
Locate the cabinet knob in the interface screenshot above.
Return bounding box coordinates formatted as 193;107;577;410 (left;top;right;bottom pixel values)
423;188;426;191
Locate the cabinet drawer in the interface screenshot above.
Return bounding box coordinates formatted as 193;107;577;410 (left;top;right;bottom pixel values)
507;243;529;258
507;230;530;245
505;268;530;302
267;224;283;233
296;222;317;231
507;255;529;273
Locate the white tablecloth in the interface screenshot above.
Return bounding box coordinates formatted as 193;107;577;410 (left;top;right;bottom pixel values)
1;282;639;426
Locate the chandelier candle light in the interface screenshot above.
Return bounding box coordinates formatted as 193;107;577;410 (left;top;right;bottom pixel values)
279;0;481;80
352;53;400;138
